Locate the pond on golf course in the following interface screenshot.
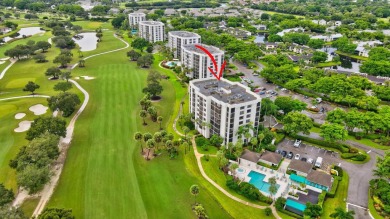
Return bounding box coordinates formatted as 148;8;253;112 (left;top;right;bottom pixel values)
3;27;45;42
72;32;98;51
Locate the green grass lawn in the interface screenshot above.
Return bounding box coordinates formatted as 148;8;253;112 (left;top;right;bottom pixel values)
21;197;40;218
0;98;50;190
322;173;349;219
335;51;369;61
197;145;219;155
46;44;232;218
368;190;385;219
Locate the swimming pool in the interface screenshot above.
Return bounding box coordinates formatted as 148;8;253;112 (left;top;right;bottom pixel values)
286;198;306;212
248;171;280;194
166;61;177;67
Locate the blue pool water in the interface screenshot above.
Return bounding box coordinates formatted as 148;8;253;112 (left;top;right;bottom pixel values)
290;174;329;191
166;61;177;67
286;198;306;212
248;171;280;194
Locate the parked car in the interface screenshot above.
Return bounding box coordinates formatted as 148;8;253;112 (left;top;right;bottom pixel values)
276;149;281;154
259;91;266;95
315;157;323;168
294;154;301;160
294;139;302;147
307;158;314;164
287;152;294;159
301;157;307;162
281;151;287;157
253;73;259;76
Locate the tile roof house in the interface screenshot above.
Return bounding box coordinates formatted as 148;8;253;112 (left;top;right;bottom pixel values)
288;160;313;177
258;151;283;166
307;170;333;190
239;149;261;168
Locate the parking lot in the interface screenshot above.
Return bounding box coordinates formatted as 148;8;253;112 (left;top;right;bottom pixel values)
277;138;341;171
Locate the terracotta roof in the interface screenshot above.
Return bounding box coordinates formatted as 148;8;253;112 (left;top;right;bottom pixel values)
307;170;333;188
259;151;283;165
240;149;261;163
288;160;313;174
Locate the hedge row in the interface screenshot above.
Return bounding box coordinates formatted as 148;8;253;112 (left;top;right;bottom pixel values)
288;134;350;153
340;153;367;161
317;191;327;207
326;178;339;198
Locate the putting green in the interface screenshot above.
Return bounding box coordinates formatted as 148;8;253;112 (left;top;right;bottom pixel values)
6;78;36;88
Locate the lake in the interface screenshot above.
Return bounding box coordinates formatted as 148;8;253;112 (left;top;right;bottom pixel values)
253;34;266;43
73;32;98;51
3;27;45;42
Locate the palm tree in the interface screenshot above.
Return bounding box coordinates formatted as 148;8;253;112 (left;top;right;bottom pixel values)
153;132;162;151
134;132;143;154
183;126;190;138
268;177;277;200
147;106;157;122
146;139;155;160
140;110;147;125
250;137;258;150
227;142;235;156
189;184;200;204
79;59;85;67
258;133;265;151
157;116;163;130
143;132;152;151
165;140;174;157
330;207;355;219
230;163;239;178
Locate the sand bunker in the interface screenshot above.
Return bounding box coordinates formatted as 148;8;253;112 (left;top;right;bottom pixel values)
81;76;95;80
15;113;26;119
14;121;32;132
29;104;48;115
75;77;80;79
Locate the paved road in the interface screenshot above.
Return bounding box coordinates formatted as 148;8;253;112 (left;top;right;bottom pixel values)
304;132;381;208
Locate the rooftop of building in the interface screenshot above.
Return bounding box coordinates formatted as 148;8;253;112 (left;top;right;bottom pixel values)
139;21;164;26
259;151;283;165
288;160;313;174
129;12;146;16
306;170;333;188
182;44;223;55
169;31;201;38
191;78;260;104
240;149;261;163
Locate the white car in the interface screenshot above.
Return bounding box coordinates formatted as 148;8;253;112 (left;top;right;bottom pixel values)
307;158;314;164
294;140;302;147
294;154;300;160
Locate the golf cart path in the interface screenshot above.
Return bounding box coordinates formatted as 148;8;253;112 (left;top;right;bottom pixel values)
0;58;17;79
0;95;50;101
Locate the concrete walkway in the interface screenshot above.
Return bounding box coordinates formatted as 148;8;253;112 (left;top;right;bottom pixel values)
0;58;17;79
0;95;49;101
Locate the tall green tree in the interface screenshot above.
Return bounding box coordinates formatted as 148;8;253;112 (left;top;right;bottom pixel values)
23;81;40;95
134;132;143;153
38;208;75;219
330;207;355;219
53;82;72;92
320;123;348;142
283;112;313;135
190;185;200;204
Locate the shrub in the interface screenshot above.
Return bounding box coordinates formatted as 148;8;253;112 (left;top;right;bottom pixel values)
288;134;352;154
275;197;286;210
265;207;272;216
201;145;209;151
326;178;339;198
351;154;367;161
349;147;358;153
195;136;209;147
226;179;272;204
317;191;326;207
203;154;210;161
266;144;277;152
332;166;343;177
340;153;356;159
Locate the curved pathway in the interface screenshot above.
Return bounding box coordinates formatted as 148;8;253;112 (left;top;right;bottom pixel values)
0;58;17;79
0;95;49;101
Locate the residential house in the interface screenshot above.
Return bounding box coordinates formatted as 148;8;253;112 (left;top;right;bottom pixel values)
354;40;383;57
287;160;313;177
239;150;262;168
258;151;283;167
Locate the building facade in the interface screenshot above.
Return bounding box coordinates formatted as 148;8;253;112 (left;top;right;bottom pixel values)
138;21;165;43
128;13;146;28
168;31;201;59
181;44;224;79
189;78;261;144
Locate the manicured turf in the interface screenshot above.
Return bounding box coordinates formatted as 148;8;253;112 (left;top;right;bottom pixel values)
0;98;49;190
21;197;40;217
47;46;232;218
322;173;349;219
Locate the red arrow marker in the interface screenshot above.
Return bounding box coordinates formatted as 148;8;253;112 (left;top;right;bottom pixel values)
195;45;226;80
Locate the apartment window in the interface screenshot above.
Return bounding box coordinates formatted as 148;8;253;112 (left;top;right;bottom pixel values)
246;114;251;118
246;119;250;123
247;109;251;113
240;106;245;110
239;116;244;120
239;121;243;125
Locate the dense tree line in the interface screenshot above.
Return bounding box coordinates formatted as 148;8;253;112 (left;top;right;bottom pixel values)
4;40;51;60
360;47;390;77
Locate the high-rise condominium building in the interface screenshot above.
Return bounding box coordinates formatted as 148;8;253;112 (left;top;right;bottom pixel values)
189;78;261;144
168;31;201;59
128;13;146;28
139;21;165;43
181;44;224;79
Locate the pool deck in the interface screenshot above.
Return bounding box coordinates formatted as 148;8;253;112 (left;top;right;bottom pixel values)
236;160;291;199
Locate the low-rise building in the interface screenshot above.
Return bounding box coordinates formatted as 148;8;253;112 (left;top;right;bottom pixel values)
139;21;165;43
288;160;313;177
181;44;224;79
354;40;383;57
258;151;283;167
168;31;201;59
306;170;333;191
189;78;261;144
239;149;262;168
